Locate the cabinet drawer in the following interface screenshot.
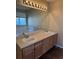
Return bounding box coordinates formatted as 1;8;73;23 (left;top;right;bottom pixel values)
23;51;34;59
23;45;34;55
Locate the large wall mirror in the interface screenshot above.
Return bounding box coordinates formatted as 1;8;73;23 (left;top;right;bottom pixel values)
16;0;48;36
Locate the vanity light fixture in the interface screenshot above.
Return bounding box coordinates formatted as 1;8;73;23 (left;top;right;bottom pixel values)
23;0;47;11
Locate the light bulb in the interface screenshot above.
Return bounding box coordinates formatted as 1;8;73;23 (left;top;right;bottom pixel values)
26;0;28;3
38;5;39;8
29;1;32;6
35;4;37;7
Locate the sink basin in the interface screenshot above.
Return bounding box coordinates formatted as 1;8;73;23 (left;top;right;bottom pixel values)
22;36;35;42
16;33;29;39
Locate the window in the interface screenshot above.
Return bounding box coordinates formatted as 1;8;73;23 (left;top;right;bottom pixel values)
16;17;28;25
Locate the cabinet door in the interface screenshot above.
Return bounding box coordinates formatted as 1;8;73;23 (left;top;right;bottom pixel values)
23;45;34;59
43;38;49;53
35;41;44;59
49;34;57;49
16;44;22;59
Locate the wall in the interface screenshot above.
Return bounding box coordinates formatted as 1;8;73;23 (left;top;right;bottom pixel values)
50;0;63;47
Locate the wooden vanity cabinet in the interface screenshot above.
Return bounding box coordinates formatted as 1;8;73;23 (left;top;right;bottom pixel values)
22;45;34;59
16;34;57;59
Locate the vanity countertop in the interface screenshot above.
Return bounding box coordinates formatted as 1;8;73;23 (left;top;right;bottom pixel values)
16;30;57;49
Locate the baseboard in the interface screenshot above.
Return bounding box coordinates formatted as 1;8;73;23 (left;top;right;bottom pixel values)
55;44;63;48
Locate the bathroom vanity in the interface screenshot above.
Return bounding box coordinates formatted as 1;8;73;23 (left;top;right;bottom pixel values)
16;30;58;59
